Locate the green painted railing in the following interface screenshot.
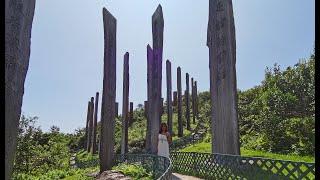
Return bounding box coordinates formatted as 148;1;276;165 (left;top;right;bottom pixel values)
170;152;315;180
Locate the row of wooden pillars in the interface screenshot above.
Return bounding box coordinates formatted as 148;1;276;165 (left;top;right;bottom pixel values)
84;95;134;155
85;4;200;164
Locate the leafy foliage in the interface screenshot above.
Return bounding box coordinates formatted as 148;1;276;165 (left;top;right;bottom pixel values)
197;52;315;156
238;55;315;155
13;115;76;179
112;163;153;180
12;48;314;179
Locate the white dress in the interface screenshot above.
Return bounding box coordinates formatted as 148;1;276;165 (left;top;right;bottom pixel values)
157;134;170;158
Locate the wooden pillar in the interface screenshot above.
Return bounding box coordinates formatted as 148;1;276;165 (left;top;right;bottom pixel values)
185;73;190;130
121;52;129;156
207;0;240;155
146;45;152;153
144;101;148;118
5;0;36;178
191;78;196;124
194;81;199;118
92;92;99;154
145;5;164;154
100;7;117;171
166;60;173;135
85;101;90;150
129;102;133;126
115;102;119;117
177;67;183;137
87;97;94;152
160;97;164;124
173;91;177;107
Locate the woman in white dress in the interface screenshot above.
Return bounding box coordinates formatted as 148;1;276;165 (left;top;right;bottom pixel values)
157;123;172;158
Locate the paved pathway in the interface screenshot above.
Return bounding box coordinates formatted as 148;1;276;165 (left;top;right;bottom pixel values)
172;173;204;180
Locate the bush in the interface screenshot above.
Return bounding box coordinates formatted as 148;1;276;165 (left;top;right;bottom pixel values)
112;163;153;180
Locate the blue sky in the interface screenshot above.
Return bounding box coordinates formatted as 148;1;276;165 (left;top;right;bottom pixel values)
21;0;315;133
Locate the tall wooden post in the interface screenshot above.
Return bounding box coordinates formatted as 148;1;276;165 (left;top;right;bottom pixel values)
194;81;199;118
144;101;148;118
129;102;133;126
5;0;36;178
87;97;94;152
121;52;129;156
185;73;190;130
146;45;152;153
166;60;173;135
173;91;177;106
85;101;90;150
115;102;119;117
92;92;99;154
207;0;240;155
191;78;196;123
177;67;183;137
100;7;117;171
145;5;164;154
161;98;164;114
160;97;164;124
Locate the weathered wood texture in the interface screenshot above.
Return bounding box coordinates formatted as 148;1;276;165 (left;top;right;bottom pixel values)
194;81;199;118
129;102;133;126
160;98;164;115
173;91;177;107
166;60;173;135
100;7;117;171
121;52;129;155
160;97;164;125
115;102;118;117
92;92;99;154
207;0;240;155
5;0;36;178
185;73;191;130
177;67;183;137
85;101;90;150
87;97;94;152
145;45;153;152
191;78;195;124
144;100;148;118
146;5;164;154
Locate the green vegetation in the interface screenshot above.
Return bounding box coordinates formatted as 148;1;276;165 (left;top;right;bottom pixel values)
12;51;314;179
195;51;315;156
12;115;96;180
112;163;153;180
180;142;315;163
238;53;315;156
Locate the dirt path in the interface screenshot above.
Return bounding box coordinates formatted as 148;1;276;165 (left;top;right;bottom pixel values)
171;173;204;180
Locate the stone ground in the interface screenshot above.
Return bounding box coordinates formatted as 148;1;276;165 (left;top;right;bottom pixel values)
172;173;204;180
94;170;131;180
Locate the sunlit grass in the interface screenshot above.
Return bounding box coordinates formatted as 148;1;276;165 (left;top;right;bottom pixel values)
179;142;315;163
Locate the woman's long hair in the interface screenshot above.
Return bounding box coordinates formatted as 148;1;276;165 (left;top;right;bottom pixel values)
159;123;168;134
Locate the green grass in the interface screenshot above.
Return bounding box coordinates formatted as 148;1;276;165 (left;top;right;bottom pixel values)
63;168;96;180
180;142;211;153
179;142;315;163
241;148;315;163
